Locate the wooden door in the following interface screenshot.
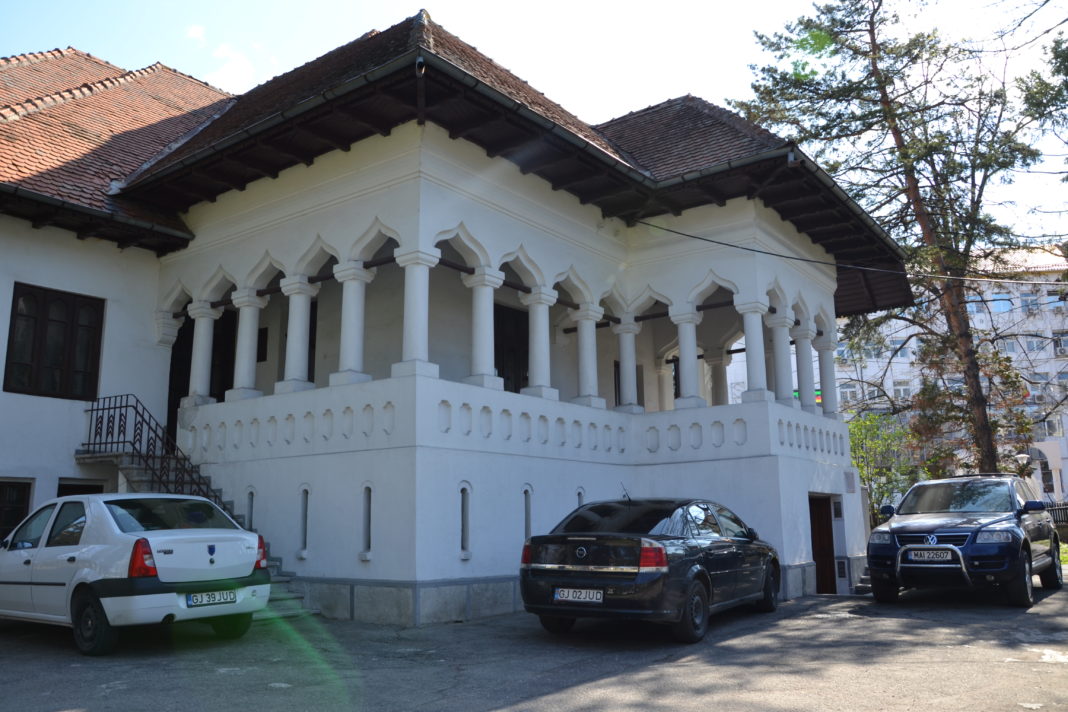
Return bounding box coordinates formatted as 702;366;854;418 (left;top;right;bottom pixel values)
808;496;837;594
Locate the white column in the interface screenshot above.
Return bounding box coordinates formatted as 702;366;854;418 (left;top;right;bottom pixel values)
707;353;730;406
767;313;797;405
391;249;440;378
571;303;606;409
519;286;558;400
671;308;706;409
183;300;222;407
792;323;818;413
612;315;643;413
330;260;375;386
814;333;840;419
226;288;268;402
462;266;505;389
657;364;674;411
274;275;320;394
737;302;773;402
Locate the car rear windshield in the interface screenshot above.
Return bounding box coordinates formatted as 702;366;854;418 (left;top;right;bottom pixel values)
553;502;685;535
105;498;238;532
897;480;1013;515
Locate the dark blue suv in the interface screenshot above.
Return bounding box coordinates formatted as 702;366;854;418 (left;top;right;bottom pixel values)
867;475;1062;607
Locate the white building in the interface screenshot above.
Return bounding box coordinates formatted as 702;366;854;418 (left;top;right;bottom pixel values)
0;12;913;624
730;247;1068;501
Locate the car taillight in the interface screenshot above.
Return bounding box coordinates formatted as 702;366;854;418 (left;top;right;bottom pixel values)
638;539;668;572
520;542;531;568
255;534;268;569
128;537;158;578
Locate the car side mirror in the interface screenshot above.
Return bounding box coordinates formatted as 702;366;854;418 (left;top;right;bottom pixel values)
1021;500;1046;513
746;527;759;540
879;504;896;517
0;539;7;550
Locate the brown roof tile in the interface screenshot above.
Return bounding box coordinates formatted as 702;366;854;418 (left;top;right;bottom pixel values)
0;48;126;107
594;96;789;180
0;61;230;230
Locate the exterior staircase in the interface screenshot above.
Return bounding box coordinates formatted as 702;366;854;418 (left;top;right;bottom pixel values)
76;393;316;622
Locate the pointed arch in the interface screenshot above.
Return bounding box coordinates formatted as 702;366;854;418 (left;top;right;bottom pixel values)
609;284;672;317
160;281;192;313
552;267;595;305
434;223;491;268
498;244;545;287
791;294;813;325
350;218;401;262
244;251;284;289
688;269;739;306
197;266;237;302
294;235;340;276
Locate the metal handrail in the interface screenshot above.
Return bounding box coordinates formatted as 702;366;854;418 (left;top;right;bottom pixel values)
82;394;229;514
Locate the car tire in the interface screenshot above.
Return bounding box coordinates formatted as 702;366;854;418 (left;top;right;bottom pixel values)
538;615;575;635
752;566;779;613
71;591;117;656
672;581;710;643
871;578;899;604
1039;539;1063;590
211;613;254;640
1006;551;1035;608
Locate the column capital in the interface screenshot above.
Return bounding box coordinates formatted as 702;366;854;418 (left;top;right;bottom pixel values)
188;300;223;320
333;260;376;284
704;352;730;368
765;313;794;329
813;334;838;352
669;308;703;326
461;266;504;290
790;324;817;341
231;288;268;310
734;300;769;316
155;310;183;347
280;275;321;298
519;286;557;307
611;315;641;335
571;303;604;322
394;248;441;269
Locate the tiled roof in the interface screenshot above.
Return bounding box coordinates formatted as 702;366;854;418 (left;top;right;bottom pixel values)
0;58;231;233
134;11;632;182
0;48;126;107
595;96;789;181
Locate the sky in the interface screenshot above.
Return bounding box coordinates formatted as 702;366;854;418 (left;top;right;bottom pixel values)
1;0;1063;228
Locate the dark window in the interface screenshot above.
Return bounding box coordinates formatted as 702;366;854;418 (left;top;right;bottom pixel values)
713;505;750;538
0;482;31;540
4;283;104;400
105;498;237;532
257;327;269;362
8;504;56;549
46;501;86;547
688;503;723;537
554;501;687;536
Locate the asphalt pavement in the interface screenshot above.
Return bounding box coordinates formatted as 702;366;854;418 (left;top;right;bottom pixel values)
2;585;1066;712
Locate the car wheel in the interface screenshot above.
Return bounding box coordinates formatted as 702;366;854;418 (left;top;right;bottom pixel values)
538;615;575;635
871;578;899;604
1039;539;1063;591
1006;551;1035;608
672;581;710;643
71;591;117;656
210;613;254;640
753;566;779;613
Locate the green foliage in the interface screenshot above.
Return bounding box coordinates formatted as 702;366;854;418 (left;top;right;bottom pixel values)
849;412;927;524
731;0;1055;471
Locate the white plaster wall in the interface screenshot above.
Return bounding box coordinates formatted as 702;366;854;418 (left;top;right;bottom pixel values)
0;216;167;507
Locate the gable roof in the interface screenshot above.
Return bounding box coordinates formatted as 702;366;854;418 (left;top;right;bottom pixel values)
0;52;231;252
0;11;912;315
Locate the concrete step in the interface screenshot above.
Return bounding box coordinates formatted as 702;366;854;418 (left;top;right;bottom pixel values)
255;584;318;621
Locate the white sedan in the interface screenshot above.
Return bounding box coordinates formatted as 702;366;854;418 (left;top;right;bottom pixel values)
0;493;270;655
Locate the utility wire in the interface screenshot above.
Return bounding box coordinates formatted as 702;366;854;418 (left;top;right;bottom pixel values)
636;220;1068;288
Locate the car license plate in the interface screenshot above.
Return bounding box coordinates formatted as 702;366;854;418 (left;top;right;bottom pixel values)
187;590;237;607
554;588;603;604
909;550;952;562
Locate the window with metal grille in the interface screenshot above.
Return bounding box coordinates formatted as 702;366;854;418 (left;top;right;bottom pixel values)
4;283;104;400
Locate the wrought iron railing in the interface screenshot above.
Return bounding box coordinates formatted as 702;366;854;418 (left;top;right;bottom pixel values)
82;394;229;513
1049;503;1068;526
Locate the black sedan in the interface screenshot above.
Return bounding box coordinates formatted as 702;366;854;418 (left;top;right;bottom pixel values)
520;498;779;642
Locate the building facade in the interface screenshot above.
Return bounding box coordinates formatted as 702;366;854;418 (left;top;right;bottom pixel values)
0;13;912;624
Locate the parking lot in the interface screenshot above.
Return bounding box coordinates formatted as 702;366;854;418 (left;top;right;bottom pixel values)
2;586;1066;712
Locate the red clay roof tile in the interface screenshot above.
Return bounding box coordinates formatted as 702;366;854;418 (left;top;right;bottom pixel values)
0;48;126;106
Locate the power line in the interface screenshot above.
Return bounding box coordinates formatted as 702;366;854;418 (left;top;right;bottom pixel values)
636;220;1068;288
